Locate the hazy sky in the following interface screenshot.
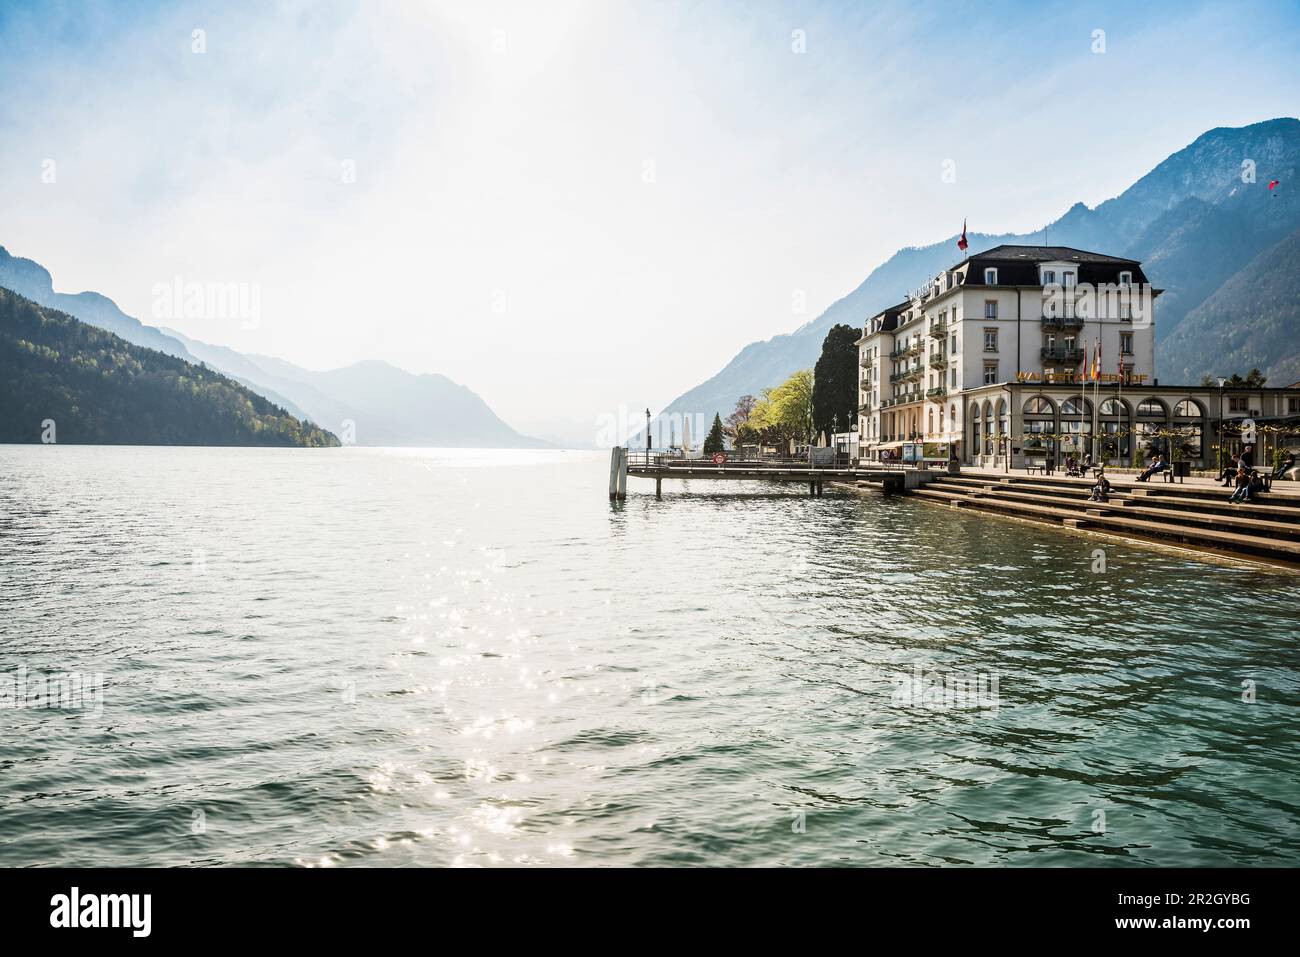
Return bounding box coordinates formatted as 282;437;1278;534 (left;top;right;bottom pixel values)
2;0;1299;444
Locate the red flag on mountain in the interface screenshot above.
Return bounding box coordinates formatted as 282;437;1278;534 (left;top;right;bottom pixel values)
957;219;968;252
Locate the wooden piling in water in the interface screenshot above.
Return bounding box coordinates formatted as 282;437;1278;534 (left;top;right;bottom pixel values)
609;447;628;500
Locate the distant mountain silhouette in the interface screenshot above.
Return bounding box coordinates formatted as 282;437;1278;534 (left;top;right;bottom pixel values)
166;330;550;448
0;246;547;448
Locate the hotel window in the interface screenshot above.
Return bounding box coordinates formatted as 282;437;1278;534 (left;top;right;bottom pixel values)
1043;269;1056;285
1120;301;1132;321
950;333;957;354
1118;271;1132;287
1062;271;1075;286
1290;397;1300;414
983;328;998;352
1229;397;1248;413
950;367;957;387
1044;333;1056;350
984;268;997;285
1120;332;1133;354
983;362;998;385
984;300;998;319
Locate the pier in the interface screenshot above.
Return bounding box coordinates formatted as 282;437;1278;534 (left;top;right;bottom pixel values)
608;447;934;499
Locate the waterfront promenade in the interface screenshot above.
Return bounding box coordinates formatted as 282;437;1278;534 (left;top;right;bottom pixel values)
615;448;1300;567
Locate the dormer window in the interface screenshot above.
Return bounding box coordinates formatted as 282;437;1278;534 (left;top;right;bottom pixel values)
1062;271;1075;287
1118;271;1132;287
984;268;997;285
1042;269;1056;286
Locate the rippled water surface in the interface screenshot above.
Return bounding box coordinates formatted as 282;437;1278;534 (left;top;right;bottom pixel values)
1;445;1297;867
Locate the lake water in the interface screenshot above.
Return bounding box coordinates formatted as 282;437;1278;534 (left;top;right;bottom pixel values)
0;445;1297;867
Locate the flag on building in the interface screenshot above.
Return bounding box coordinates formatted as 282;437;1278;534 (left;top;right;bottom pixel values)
1092;340;1102;381
957;219;968;252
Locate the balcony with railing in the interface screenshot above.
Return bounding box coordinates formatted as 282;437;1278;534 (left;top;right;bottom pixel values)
928;352;948;369
1040;346;1086;364
888;346;907;360
905;340;925;357
1040;313;1084;330
928;318;947;339
926;386;947;400
860;353;875;368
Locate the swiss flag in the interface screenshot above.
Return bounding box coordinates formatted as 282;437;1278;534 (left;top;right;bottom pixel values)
957;219;968;252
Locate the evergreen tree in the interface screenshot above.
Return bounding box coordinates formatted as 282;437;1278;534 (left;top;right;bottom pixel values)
812;323;860;439
702;413;724;454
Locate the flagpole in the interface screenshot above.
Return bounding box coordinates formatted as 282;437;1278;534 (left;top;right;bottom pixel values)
1116;345;1124;467
1079;348;1086;465
1092;338;1100;464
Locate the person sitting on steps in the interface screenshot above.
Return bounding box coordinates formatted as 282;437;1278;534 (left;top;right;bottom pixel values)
1249;469;1267;500
1229;466;1252;503
1136;453;1167;482
1089;470;1111;503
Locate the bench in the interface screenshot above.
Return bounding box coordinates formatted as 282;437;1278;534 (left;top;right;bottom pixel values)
1025;460;1052;476
1162;461;1192;484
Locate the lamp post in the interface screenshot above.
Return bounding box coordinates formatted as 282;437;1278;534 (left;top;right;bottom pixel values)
1216;379;1226;475
645;408;651;465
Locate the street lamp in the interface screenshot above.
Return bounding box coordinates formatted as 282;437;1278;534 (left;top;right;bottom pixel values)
645;408;651;463
1216;378;1226;475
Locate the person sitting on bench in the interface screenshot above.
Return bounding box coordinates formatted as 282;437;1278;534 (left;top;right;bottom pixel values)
1229;466;1252;503
1273;451;1296;481
1136;453;1167;482
1219;453;1241;487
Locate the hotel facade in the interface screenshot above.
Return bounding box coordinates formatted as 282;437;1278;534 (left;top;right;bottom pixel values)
856;245;1300;469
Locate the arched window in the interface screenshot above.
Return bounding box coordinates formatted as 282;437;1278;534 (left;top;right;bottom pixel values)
1137;398;1166;418
1173;399;1202;418
1023;396;1054;415
1060;395;1093;416
1100;398;1127;416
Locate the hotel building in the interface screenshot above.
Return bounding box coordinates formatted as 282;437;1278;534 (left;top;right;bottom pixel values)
856;245;1300;469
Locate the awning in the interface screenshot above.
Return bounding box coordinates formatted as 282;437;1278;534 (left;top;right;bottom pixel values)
872;441;907;450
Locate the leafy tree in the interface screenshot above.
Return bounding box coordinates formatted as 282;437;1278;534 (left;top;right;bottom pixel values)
723;394;756;445
812;323;859;438
1200;369;1268;387
750;369;813;445
702;413;724;455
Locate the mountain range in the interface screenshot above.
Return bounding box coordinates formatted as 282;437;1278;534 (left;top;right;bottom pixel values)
0;287;337;447
656;117;1300;432
0;247;547;448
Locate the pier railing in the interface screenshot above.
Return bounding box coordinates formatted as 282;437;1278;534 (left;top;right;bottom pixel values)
626;450;868;470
